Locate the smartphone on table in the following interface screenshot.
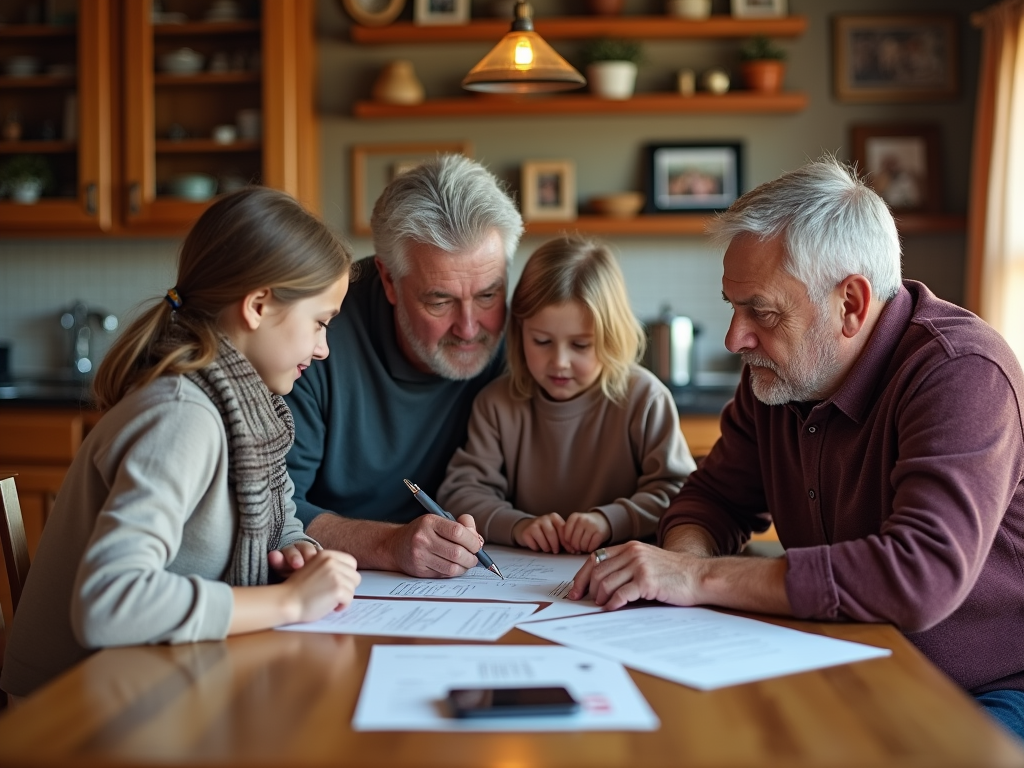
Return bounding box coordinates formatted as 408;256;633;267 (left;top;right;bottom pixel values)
447;686;580;718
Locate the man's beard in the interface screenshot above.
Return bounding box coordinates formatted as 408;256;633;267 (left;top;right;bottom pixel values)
395;300;501;381
743;309;842;406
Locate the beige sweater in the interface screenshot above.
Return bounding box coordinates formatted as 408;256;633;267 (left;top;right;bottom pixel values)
1;375;314;698
438;366;696;546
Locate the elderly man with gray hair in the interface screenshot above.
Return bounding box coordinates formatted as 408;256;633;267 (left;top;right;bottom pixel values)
569;155;1024;739
286;154;523;578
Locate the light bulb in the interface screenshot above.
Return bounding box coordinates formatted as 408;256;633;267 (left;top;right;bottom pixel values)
514;38;534;68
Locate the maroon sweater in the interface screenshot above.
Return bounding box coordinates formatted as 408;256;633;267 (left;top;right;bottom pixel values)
660;281;1024;694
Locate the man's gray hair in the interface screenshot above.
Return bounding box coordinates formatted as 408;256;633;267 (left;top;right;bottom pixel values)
370;153;524;279
708;153;902;305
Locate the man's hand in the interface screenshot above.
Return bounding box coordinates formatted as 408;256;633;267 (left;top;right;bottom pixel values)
513;513;567;553
268;541;321;577
567;541;707;610
560;512;611;554
386;513;483;578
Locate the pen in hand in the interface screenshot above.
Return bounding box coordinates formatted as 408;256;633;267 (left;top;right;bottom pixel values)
403;479;504;579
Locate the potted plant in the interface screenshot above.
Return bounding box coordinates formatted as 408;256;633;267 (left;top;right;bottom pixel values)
738;35;786;93
0;153;53;204
580;38;643;100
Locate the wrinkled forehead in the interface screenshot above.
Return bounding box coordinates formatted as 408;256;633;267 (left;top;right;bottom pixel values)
400;231;507;292
722;233;809;305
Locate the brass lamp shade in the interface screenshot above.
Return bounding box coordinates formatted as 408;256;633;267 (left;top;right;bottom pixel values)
461;2;585;93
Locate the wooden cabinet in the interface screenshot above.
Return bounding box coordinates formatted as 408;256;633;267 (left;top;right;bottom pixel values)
350;15;809;119
0;407;99;624
0;0;318;236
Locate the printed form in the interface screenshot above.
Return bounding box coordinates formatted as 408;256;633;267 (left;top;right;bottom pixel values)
352;644;659;731
277;599;539;641
355;545;604;622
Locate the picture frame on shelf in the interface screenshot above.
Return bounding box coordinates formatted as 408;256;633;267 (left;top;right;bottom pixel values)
731;0;787;19
643;142;742;213
851;123;942;213
521;160;577;222
833;15;958;103
340;0;407;27
350;141;473;236
413;0;469;26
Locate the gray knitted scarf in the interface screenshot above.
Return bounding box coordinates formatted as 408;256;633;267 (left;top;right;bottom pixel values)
186;338;295;587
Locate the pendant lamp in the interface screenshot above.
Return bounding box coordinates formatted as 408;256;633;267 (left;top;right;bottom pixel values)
461;1;586;93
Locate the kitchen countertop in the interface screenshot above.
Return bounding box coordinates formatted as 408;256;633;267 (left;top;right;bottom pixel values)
0;378;739;416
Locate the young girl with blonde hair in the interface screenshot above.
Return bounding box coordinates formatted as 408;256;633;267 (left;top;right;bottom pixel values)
2;187;360;699
438;236;695;554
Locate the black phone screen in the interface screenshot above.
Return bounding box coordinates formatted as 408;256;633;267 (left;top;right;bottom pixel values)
447;686;580;718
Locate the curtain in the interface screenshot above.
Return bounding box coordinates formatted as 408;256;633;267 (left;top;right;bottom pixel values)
967;0;1024;360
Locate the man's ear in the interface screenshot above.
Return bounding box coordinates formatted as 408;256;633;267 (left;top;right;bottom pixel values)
240;287;272;331
375;257;399;307
838;275;873;338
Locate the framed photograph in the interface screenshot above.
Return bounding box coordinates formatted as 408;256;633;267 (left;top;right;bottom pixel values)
413;0;469;26
833;15;958;103
521;160;577;222
851;123;942;213
350;141;473;236
731;0;787;19
643;142;743;213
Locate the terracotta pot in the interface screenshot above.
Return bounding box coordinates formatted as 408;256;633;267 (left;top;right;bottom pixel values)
586;0;625;16
741;60;785;93
372;60;425;105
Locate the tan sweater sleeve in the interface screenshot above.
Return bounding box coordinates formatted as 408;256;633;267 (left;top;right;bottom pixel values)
437;385;533;546
591;382;697;543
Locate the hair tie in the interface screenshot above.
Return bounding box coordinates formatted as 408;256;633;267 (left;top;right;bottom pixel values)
164;288;183;310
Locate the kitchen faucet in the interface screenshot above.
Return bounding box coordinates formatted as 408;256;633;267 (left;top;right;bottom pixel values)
59;301;118;376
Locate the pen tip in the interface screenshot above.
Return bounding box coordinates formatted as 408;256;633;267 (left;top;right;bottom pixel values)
403;479;417;493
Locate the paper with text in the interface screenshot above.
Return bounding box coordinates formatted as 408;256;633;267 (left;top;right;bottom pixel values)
352;644;659;731
356;545;604;621
277;599;538;641
520;606;891;690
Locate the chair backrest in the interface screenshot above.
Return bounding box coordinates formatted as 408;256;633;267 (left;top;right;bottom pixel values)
0;475;30;614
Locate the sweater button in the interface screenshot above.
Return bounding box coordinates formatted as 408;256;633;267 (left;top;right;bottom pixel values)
808;489;816;500
807;425;817;434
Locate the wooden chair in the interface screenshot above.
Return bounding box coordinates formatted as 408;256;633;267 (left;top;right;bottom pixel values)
0;475;30;616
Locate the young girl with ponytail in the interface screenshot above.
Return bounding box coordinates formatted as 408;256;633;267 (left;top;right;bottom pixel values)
2;187;360;700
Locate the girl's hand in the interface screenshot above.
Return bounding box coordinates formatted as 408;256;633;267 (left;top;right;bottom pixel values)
513;513;566;553
268;540;321;576
560;512;611;554
283;550;361;624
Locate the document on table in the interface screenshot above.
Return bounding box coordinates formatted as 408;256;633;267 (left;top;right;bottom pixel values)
355;545;604;621
352;644;659;731
276;598;538;641
520;606;891;690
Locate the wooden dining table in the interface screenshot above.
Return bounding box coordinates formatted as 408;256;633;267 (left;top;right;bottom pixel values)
0;610;1022;768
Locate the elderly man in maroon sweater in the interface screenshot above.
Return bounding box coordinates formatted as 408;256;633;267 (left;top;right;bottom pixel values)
569;155;1024;738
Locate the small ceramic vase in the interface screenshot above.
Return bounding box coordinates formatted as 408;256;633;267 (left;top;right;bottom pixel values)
587;61;638;100
372;60;425;106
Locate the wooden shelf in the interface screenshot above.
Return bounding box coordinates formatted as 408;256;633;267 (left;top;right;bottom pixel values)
154;21;261;36
0;75;76;88
0;24;75;39
517;212;968;238
155;139;261;153
351;14;808;44
355;91;807;119
0;141;76;154
154;71;260;86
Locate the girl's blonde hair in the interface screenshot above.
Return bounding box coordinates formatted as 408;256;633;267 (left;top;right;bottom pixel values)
507;236;645;403
93;187;352;410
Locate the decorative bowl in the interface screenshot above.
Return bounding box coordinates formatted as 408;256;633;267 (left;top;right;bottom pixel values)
5;56;41;77
590;192;645;218
159;48;205;75
168;173;217;201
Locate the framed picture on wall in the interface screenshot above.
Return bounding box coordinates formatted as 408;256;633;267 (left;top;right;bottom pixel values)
731;0;787;19
833;15;958;103
851;123;942;213
350;141;473;236
643;142;743;213
521;160;577;222
413;0;469;26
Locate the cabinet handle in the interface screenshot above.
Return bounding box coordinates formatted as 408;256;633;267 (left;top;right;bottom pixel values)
129;182;140;215
84;183;96;216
